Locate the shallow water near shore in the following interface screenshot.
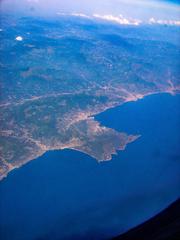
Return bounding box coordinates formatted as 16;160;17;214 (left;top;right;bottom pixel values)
0;93;180;240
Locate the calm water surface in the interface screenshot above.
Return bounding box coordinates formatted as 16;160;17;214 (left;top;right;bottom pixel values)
0;93;180;240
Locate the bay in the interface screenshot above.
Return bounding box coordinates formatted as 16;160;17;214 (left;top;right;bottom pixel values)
0;93;180;240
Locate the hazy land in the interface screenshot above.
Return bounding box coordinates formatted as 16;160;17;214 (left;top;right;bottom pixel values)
0;15;179;180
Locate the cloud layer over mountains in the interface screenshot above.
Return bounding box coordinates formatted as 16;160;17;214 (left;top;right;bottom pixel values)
1;0;180;22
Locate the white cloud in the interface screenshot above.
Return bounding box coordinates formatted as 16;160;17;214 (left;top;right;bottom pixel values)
15;36;23;41
93;14;180;26
71;13;91;19
56;12;91;19
56;11;180;27
93;14;141;26
149;17;180;26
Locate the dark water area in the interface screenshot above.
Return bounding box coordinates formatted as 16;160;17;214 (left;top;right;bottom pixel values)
0;93;180;240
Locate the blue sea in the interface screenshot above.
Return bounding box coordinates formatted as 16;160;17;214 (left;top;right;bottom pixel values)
0;93;180;240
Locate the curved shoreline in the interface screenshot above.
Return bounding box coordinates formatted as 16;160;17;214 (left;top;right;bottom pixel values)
1;91;178;181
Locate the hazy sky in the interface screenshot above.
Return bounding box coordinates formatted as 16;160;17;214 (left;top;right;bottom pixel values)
0;0;179;20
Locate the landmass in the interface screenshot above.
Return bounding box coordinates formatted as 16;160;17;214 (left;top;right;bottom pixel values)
0;15;179;180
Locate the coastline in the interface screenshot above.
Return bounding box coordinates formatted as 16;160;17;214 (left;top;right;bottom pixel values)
0;90;179;181
1;91;180;240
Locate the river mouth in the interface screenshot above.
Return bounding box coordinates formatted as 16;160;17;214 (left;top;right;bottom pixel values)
0;93;180;240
